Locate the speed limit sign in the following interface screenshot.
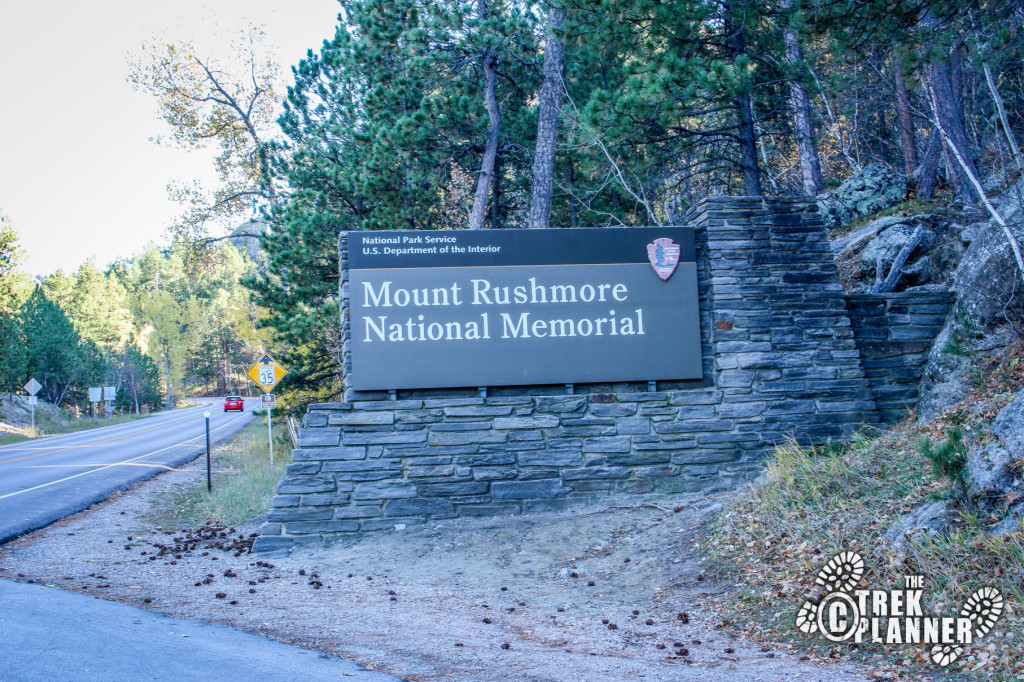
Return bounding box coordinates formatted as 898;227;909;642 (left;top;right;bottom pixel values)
246;354;287;393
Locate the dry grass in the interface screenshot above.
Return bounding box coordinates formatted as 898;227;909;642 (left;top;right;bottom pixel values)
709;349;1024;679
0;411;157;446
149;417;289;528
710;429;1023;678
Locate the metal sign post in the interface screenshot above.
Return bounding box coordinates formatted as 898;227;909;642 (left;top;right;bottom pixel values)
261;394;277;466
24;379;41;432
203;410;212;492
246;354;287;468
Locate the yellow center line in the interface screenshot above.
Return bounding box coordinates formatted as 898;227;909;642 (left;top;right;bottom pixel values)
0;415;203;466
25;463;179;471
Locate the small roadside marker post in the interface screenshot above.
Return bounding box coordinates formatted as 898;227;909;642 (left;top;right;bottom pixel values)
203;410;212;492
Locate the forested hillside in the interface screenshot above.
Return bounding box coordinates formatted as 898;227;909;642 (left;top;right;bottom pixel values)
0;220;269;415
253;0;1024;398
3;0;1022;413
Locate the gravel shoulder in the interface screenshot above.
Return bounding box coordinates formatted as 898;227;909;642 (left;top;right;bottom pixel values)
0;459;869;681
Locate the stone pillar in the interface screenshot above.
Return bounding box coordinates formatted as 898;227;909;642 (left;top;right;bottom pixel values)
689;196;880;446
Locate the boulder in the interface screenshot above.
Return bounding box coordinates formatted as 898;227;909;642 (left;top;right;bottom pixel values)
989;504;1023;535
882;500;951;551
861;224;936;290
967;443;1017;498
831;215;916;256
916;329;973;422
992;388;1024;455
950;223;1024;326
861;224;936;270
966;390;1024;503
818;164;908;229
917;181;1024;422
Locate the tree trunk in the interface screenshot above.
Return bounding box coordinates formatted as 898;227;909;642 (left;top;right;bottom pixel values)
491;150;502;229
527;6;567;229
877;107;891;164
780;0;823;195
983;62;1024;171
927;59;979;202
725;2;763;197
164;343;172;410
927;80;1024;286
469;0;500;231
894;65;920;182
736;93;763;196
567;158;578;228
917;129;941;200
220;333;228;393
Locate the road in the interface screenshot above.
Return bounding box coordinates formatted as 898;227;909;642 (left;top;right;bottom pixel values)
0;579;398;681
0;400;255;544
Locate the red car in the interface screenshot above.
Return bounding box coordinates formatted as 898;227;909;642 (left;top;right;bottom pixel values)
223;396;244;412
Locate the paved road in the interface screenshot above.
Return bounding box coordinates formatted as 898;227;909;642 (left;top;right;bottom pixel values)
0;579;399;681
0;400;256;544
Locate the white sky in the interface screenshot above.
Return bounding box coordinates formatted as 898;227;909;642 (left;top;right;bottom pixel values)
0;0;340;277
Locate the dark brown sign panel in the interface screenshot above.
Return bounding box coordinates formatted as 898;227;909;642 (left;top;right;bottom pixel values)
347;227;701;390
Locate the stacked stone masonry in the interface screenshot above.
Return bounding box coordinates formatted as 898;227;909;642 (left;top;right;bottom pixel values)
253;197;951;551
845;291;955;424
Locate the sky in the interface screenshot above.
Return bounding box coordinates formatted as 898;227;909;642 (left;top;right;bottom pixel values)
0;0;340;277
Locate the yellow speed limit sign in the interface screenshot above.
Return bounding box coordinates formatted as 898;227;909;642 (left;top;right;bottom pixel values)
246;354;287;393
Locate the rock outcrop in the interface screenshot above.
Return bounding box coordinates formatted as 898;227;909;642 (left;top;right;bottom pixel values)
917;181;1024;421
818;163;908;230
882;500;951;551
885;389;1024;547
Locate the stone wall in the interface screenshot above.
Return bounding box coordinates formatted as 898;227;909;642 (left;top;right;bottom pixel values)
253;197;943;552
845;291;955;424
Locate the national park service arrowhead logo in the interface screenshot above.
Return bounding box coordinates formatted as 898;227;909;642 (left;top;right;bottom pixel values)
647;237;681;281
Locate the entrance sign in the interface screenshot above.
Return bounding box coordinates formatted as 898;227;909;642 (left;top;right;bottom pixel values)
348;227;702;391
246;354;287;393
261;393;277;409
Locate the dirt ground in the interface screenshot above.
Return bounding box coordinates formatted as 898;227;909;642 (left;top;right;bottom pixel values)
0;460;869;681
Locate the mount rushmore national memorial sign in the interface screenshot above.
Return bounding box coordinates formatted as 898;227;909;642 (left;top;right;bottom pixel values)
347;227;702;390
254;198;954;551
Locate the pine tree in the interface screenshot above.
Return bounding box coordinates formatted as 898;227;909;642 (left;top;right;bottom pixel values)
252;0;539;399
20;288;98;407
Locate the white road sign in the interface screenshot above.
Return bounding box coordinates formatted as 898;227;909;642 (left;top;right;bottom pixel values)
88;387;103;403
24;378;41;396
103;386;117;401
